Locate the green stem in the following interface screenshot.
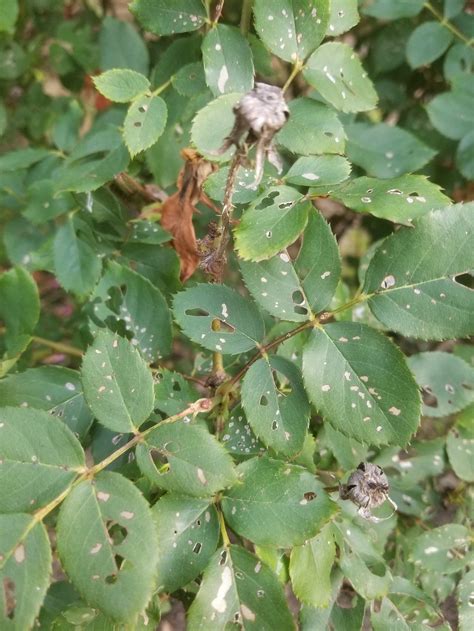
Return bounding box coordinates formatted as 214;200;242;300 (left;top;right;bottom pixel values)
283;60;304;93
31;335;83;358
217;507;231;547
424;2;474;47
240;0;253;35
152;78;173;97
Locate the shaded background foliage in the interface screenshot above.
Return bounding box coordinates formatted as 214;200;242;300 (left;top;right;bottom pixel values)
0;1;473;630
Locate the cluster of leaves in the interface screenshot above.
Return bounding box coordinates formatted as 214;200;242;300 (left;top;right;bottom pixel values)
0;0;473;629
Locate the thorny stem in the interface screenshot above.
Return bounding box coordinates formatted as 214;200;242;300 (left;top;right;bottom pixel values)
424;2;474;47
240;0;253;35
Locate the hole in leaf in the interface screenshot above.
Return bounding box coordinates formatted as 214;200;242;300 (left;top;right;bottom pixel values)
260;395;269;406
185;308;209;317
106;521;128;546
193;542;202;554
172;381;181;392
134;122;142;127
255;191;279;209
105;574;118;584
454;272;474;289
421;387;438;409
3;578;15;620
271;420;278;430
219;550;227;565
462;382;474;391
324;131;334;137
303;491;317;501
292;290;305;306
150;449;170;474
217;320;235;333
279;201;294;209
138;106;147;113
294;305;308;315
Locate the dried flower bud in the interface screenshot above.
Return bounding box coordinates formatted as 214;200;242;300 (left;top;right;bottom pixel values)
339;462;397;522
217;82;289;187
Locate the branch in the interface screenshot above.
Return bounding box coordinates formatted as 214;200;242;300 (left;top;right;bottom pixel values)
424;2;474;47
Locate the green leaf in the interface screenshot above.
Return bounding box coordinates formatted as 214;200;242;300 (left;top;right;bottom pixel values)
152;495;219;592
222;405;266;457
339;552;392;600
23;180;74;225
407;352;474;418
0;514;51;629
0;366;93;439
57;471;158;622
363;202;474;340
99;16;149;75
222;457;337;547
446;410;474;482
173;283;265;354
253;0;330;63
410;524;473;574
124;94;167;157
205;164;270;204
285;155;351;187
89;261;172;362
0;267;39;372
54;217;102;296
191;92;241;160
304;42;378;113
295;210;342;312
302;322;421;446
276;97;346;155
406;22;453;69
444;43;474;82
172;61;207;97
322;423;368;470
130;0;207;35
0;147;50;172
234;186;311;261
202;25;254;96
327;0;359;36
55;128;129;193
362;0;424;19
0;407;85;513
241;356;310;456
345;123;437;179
456;130;474;179
458;569;474;631
0;0;18;33
427;83;474;140
93;69;150;103
187;545;294;629
290;523;336;607
370;597;411;630
333;175;450;225
81;330;155;433
136;423;237;497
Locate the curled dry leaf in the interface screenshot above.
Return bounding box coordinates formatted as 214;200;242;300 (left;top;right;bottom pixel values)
160;148;218;281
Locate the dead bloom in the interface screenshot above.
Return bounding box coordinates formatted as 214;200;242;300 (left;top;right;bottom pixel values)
217;82;289;187
339;462;397;522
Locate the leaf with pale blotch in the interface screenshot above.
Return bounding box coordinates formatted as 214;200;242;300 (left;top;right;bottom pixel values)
0;514;51;630
154;369;199;417
173;283;265;354
0;407;85;513
345;124;437;179
187;545;294;630
427;82;474;140
327;0;359;36
304;42;378;113
446;411;474;482
253;0;330;63
408;352;474;418
410;524;474;574
93;69;150;102
0;366;93;439
202;24;254;96
458;569;474;631
191;92;241;161
333;175;449;225
136;423;237;497
81;330;155;433
152;495;219;593
221;405;266;457
54;217;102;296
290;523;336;607
302;322;421;446
123;94;167;157
89;261;172;362
222;457;337;547
234;186;311;262
339;552;392;600
130;0;206;35
205;164;271;204
285;155;351;187
57;472;158;623
364;203;474;340
277;98;345;155
241;356;310;456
